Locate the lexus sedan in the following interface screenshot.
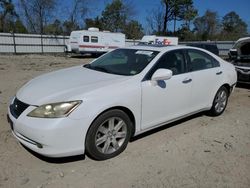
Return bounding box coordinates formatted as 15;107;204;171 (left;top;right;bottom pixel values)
7;45;237;160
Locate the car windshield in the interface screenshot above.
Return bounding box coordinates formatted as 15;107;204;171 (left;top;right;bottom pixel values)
84;49;159;76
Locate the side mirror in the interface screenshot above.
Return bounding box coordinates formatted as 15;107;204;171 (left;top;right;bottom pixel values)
151;68;173;81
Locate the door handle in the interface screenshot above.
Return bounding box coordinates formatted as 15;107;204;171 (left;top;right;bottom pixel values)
182;78;192;84
216;71;223;75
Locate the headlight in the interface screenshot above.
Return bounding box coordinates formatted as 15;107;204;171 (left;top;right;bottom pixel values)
27;101;82;118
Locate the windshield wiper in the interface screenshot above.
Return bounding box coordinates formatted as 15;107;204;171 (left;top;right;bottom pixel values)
83;64;91;68
83;64;111;74
92;66;111;73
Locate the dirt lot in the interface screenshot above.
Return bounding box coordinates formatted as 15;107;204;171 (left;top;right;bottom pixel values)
0;54;249;188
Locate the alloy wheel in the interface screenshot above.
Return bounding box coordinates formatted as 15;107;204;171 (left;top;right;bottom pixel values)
95;117;127;154
214;89;227;113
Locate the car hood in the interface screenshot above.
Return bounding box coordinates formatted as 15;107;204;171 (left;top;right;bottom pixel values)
16;66;129;105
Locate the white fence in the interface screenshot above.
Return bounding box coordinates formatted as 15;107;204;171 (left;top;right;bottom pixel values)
0;33;68;53
0;32;235;56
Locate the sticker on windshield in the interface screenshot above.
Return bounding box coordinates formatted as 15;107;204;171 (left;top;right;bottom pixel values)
135;51;153;56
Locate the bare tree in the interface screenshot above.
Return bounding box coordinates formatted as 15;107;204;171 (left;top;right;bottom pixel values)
60;0;93;33
19;0;36;32
162;0;175;34
146;6;164;34
19;0;56;34
68;0;88;26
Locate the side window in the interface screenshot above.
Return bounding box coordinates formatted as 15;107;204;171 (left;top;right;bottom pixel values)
91;36;98;43
187;49;219;72
213;58;220;67
83;36;89;42
154;50;186;76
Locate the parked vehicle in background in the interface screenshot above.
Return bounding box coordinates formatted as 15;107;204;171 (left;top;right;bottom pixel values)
8;45;237;160
228;37;250;61
65;28;125;55
65;30;83;53
186;43;219;56
140;35;178;45
228;37;250;84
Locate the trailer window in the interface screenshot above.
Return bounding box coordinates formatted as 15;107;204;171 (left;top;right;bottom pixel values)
83;36;89;42
91;36;98;43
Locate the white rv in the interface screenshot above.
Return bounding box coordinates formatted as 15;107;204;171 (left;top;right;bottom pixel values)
140;35;178;46
66;28;125;54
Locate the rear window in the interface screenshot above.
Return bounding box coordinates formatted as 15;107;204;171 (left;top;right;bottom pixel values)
187;49;220;71
188;43;218;55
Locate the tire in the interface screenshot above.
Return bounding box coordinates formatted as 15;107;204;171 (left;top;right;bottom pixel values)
209;86;229;116
85;109;132;160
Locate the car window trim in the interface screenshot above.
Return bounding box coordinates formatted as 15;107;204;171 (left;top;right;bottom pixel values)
142;49;188;81
185;49;220;73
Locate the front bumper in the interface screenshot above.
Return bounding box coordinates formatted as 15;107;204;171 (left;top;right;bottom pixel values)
235;67;250;83
7;104;90;157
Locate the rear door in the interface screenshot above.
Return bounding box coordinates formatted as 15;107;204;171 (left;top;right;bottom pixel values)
185;49;222;111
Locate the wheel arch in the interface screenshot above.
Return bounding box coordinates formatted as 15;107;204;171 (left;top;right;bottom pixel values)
209;83;231;110
221;83;231;95
85;106;136;144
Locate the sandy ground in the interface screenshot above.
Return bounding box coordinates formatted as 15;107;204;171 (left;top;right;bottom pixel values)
0;54;249;188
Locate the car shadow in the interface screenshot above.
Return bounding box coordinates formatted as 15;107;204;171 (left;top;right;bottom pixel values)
21;144;86;163
131;112;204;142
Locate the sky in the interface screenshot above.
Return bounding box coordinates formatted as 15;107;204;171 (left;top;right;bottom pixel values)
13;0;250;33
84;0;250;33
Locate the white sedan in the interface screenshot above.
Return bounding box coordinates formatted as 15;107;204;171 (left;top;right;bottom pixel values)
8;45;237;160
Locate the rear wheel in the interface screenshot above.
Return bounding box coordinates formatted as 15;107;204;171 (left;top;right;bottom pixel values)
209;86;229;116
85;110;132;160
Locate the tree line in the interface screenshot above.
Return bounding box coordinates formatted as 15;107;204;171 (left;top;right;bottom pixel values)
0;0;248;41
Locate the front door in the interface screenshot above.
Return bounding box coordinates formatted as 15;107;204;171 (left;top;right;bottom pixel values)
141;50;192;130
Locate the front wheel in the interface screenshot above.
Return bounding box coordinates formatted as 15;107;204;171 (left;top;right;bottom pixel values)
209;86;229;116
85;110;132;160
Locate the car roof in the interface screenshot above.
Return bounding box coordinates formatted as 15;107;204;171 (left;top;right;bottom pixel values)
123;44;204;53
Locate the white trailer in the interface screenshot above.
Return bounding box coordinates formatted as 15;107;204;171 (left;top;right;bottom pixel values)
140;35;178;46
66;28;125;54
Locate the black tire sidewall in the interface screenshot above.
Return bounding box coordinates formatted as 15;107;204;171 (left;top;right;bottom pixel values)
85;109;132;160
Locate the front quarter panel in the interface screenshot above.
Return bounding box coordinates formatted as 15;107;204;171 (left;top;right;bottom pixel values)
68;78;142;133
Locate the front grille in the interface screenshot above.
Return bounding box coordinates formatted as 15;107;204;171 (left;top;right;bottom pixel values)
10;98;30;119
